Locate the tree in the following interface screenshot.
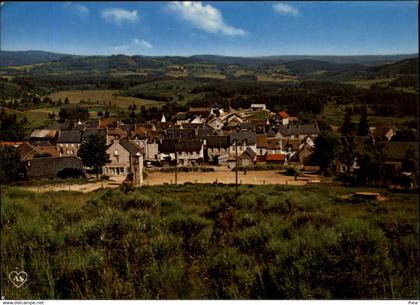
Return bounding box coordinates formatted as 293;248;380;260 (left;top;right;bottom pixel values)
401;149;416;172
0;146;24;183
77;134;110;179
341;107;355;137
0;112;27;141
355;141;385;186
357;106;369;136
309;132;338;176
338;107;357;174
58;105;90;122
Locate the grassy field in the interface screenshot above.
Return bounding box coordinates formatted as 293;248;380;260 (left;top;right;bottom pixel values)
341;77;397;89
4;107;59;130
46;89;165;109
319;102;417;127
1;184;418;299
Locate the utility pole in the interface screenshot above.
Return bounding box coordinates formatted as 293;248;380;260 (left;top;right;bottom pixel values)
235;139;238;194
172;124;178;185
175;140;178;185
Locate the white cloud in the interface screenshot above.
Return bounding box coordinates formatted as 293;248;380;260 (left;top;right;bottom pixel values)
101;8;139;24
111;38;152;54
64;2;89;17
273;3;299;16
132;38;152;49
168;1;246;36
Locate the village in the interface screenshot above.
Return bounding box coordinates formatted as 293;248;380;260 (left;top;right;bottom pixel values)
2;102;417;190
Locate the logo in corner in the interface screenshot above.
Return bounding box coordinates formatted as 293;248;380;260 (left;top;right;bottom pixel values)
9;268;28;288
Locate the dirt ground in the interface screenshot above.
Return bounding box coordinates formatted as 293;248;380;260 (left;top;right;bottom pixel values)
25;167;322;193
145;168;321;186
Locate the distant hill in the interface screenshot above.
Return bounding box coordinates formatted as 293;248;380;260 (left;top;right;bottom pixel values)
193;54;418;66
0;50;73;67
258;54;418;66
0;50;417;84
369;58;418;77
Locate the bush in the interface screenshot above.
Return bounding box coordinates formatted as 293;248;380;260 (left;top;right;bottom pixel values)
56;168;85;179
284;166;301;176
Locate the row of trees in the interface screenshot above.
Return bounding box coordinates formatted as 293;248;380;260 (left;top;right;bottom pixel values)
310;106;416;186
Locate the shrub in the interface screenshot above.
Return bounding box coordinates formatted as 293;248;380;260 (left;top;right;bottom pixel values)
56;168;85;179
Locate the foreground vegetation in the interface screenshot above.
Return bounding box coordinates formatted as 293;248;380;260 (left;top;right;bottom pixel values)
1;184;418;299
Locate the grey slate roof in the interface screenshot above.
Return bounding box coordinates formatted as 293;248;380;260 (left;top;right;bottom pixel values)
82;128;107;141
159;139;176;154
177;140;203;153
230;131;256;145
25;156;84;179
240;147;256;160
57;130;82;143
197;126;216;139
239;122;255;131
119;138;142;155
277;124;320;136
166;128;196;139
206;135;230;148
158;139;202;153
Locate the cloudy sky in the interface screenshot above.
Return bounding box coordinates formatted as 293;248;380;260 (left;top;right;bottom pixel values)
1;1;418;56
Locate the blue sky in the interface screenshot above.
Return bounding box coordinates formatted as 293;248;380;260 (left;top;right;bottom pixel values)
1;1;418;56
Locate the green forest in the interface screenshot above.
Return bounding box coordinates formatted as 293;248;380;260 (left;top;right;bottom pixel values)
1;184;418;299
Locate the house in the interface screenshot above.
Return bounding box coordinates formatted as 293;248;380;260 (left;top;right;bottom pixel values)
229;132;257;156
103;137;142;177
256;134;268;157
187;107;211;119
190;116;206;125
207;116;224;130
30;129;58;144
226;114;243;127
277;111;289;126
205;135;230;164
266;137;283;154
239;147;256;166
106;127;126;144
371;126;395;141
131;127;161;162
266;153;286;164
17;142;41;161
277;123;320;140
57;130;82;156
158;138;204;165
250;104;267;111
239;122;255;132
0;141;24;148
25;156;84;180
32;142;60;158
176;140;204;165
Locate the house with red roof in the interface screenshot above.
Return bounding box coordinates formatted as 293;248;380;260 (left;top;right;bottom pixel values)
278;111;290;125
266;153;286;165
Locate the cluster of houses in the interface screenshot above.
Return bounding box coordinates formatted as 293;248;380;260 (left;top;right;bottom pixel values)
1;103;417;185
1;104;322;180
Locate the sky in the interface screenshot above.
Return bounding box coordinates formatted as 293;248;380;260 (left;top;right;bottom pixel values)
1;1;418;56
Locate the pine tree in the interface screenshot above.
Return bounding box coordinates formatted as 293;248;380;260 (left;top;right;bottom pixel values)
358;106;370;136
341;107;355;137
